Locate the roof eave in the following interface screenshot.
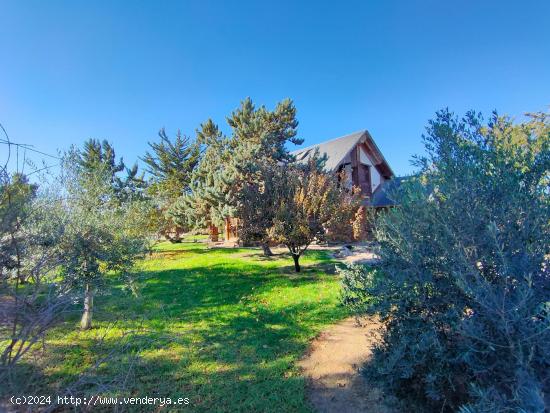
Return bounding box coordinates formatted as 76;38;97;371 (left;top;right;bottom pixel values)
329;130;369;172
363;130;395;178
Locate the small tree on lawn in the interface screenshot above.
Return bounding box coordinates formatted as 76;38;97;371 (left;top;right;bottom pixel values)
269;160;359;271
236;155;312;255
60;148;151;330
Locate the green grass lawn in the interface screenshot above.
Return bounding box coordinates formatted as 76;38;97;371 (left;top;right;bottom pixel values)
35;241;348;412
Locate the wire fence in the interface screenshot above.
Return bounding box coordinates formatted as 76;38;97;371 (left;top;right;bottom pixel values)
1;122;61;177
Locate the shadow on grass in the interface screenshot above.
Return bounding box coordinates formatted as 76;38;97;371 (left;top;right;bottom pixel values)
39;297;344;412
152;244;242;256
8;246;346;412
113;260;338;323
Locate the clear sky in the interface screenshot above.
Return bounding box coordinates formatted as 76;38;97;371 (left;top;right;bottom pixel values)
1;0;549;176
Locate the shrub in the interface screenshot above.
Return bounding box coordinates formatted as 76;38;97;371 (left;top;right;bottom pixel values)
325;185;362;243
339;263;377;316
341;110;550;412
269;159;362;272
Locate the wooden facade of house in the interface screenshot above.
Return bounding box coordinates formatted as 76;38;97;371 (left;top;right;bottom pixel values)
224;217;239;243
209;224;219;242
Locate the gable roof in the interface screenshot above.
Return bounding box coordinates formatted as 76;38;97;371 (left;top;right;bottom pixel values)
291;130;394;177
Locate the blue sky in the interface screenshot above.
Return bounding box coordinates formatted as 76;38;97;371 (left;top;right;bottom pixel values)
1;0;549;176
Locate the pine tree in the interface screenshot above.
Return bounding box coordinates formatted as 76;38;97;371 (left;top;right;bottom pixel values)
78;139;145;202
172;120;231;239
79;139;125;181
142;128;200;200
178;98;302;252
142;128;201;241
231;98;302;253
118;163;147;202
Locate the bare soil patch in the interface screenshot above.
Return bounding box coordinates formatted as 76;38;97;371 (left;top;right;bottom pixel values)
298;316;397;413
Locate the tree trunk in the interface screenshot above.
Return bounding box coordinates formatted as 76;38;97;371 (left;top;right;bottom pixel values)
166;226;184;243
261;243;273;256
292;254;301;272
209;225;219;242
10;231;25;284
80;283;94;330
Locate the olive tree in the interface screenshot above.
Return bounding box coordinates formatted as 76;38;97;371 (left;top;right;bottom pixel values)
59;149;151;330
0;173;37;283
0;165;73;372
341;110;549;412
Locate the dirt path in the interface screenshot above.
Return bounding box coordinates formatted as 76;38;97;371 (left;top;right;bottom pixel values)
297;245;395;412
210;241;393;411
298;316;396;413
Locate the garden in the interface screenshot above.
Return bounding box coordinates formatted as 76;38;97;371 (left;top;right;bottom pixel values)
1;103;548;412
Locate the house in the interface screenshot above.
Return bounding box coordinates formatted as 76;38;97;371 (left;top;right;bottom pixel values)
222;130;400;242
291;130;395;202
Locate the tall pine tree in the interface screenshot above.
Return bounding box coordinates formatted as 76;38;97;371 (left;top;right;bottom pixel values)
78;139;144;201
142;128;201;241
79;139;124;182
173;120;231;240
176;98;302;253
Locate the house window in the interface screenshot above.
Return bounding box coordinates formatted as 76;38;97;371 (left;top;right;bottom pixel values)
363;165;371;195
337;165;343;185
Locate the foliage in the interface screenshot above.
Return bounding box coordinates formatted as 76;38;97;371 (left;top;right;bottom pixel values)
2;239;346;412
59;148;152;329
226;97;302;163
141;128;201;241
351;206;370;241
0;168;72;372
339;263;377;317
79;139;125;179
231;98;301;252
341;110;550;411
236;162;287;254
78;138;146;201
269;158;361;271
0;173;37;282
142;128;200;200
324;176;362;243
118;162;148;202
174;119;231;233
177;98;302;251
